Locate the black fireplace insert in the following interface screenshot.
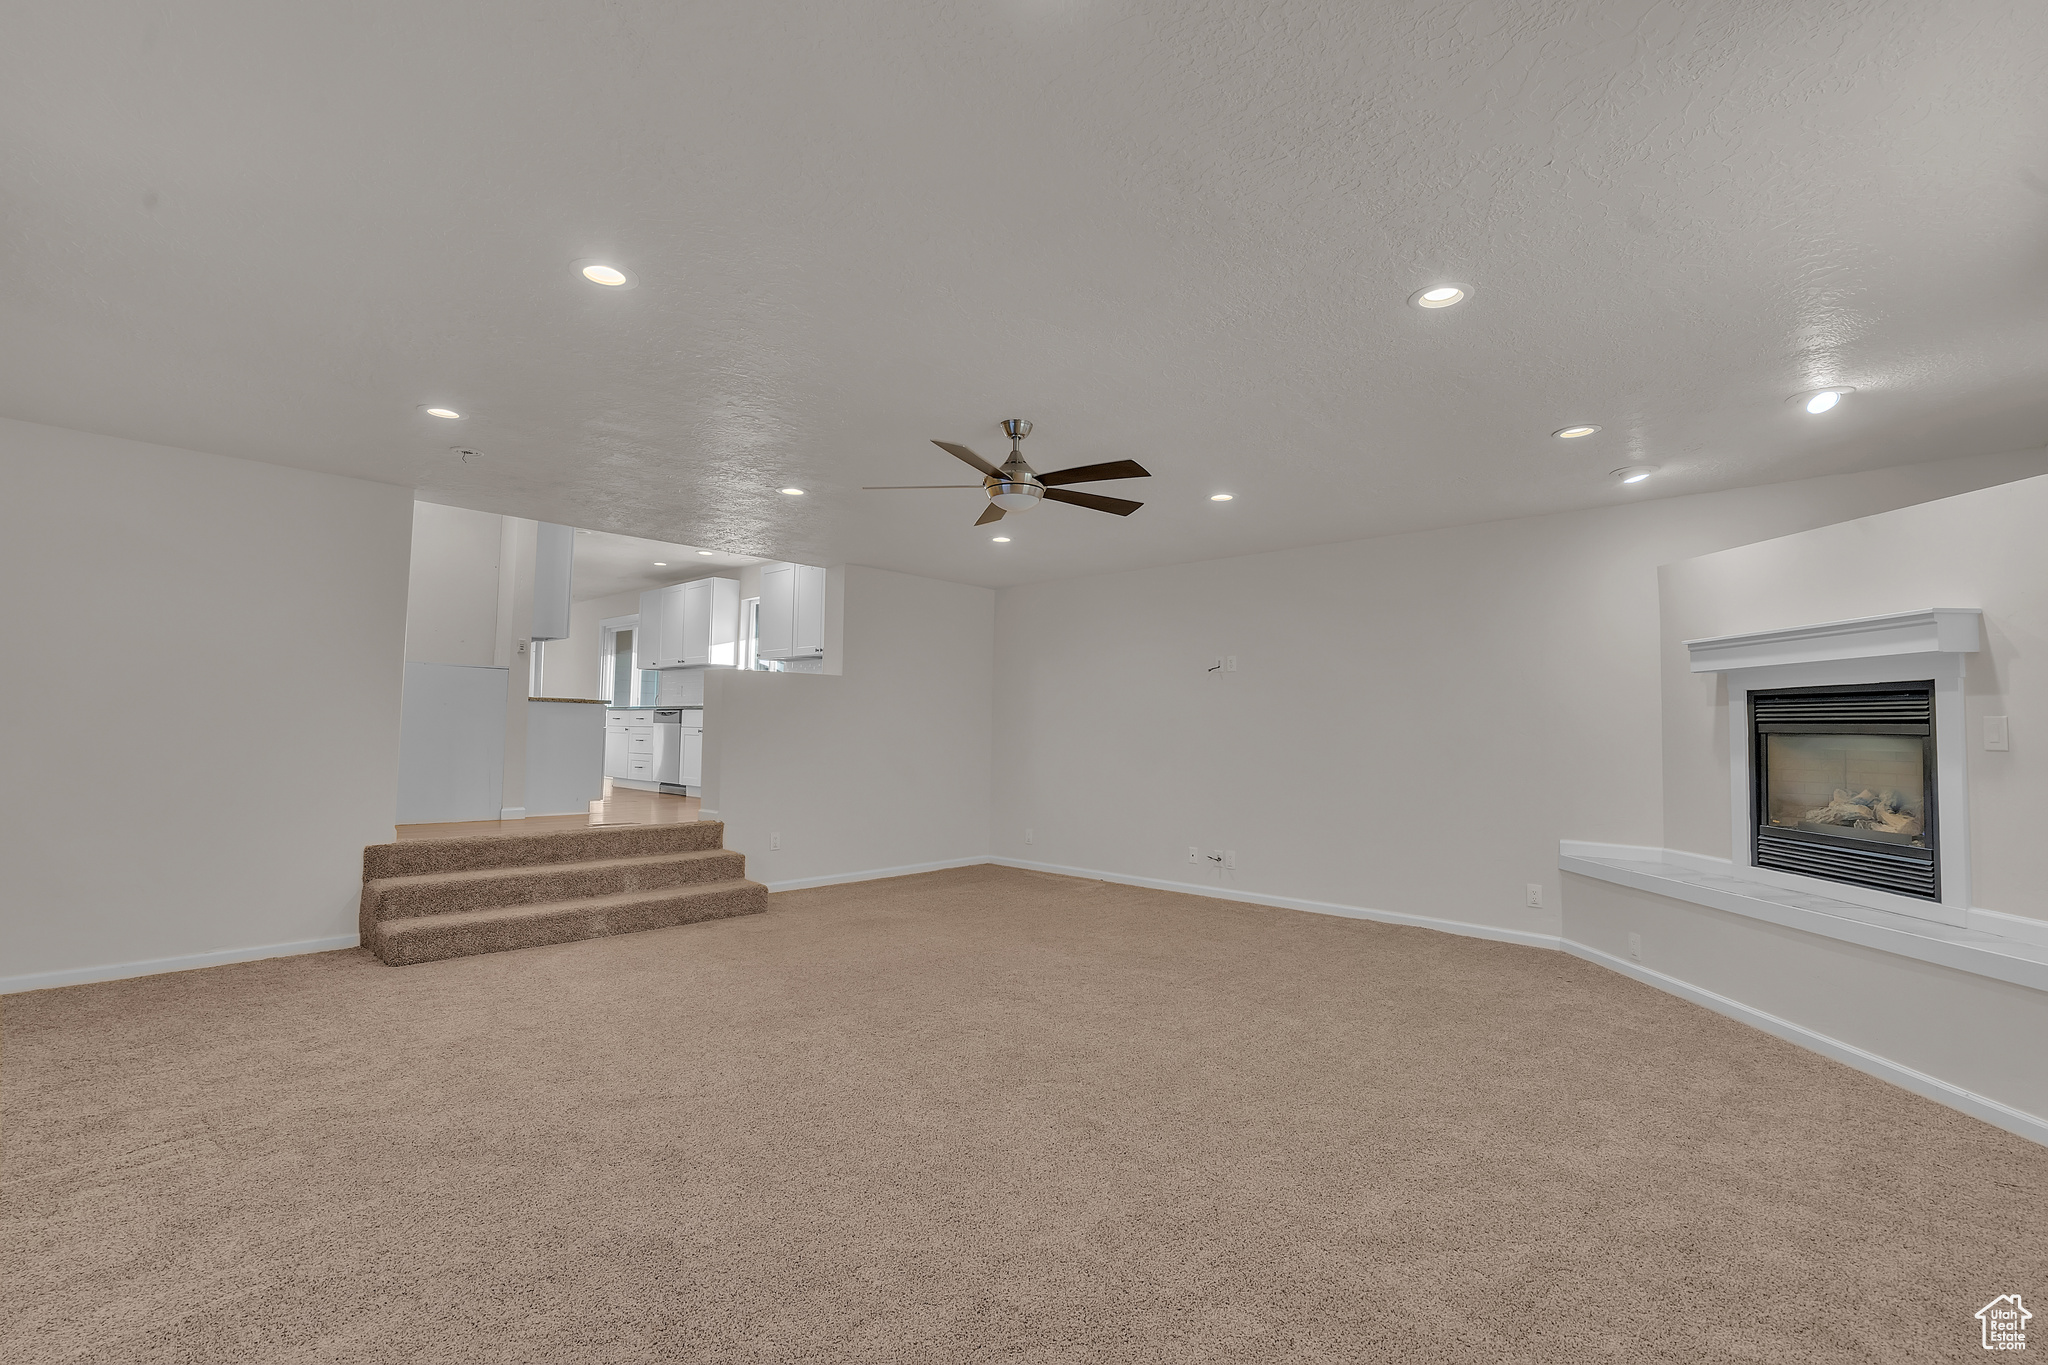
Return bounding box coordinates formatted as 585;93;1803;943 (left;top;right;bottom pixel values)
1750;681;1938;901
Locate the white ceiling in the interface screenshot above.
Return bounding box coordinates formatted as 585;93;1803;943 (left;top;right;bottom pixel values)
4;2;2045;588
571;528;764;604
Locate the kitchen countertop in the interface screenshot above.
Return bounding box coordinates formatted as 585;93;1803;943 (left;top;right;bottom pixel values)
528;697;609;705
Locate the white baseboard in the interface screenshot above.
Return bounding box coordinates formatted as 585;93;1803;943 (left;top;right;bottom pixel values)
764;856;990;894
990;857;1562;950
1559;939;2048;1148
499;806;526;819
2;934;361;996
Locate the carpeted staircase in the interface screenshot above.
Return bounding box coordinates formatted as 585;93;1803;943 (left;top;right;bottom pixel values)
360;822;766;966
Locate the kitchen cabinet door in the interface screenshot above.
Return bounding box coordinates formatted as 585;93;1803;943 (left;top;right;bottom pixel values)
791;563;826;658
758;563;823;662
680;730;703;787
679;580;710;667
660;583;690;668
603;727;630;779
636;589;664;671
757;563;795;661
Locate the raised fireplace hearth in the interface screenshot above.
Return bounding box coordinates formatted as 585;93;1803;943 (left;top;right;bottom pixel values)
1687;608;1981;924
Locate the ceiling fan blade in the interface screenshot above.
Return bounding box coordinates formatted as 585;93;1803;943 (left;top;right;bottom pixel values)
934;440;1002;478
860;485;983;490
1035;460;1152;487
975;502;1006;526
1044;488;1142;516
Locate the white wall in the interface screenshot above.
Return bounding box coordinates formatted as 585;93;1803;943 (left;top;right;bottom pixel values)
544;587;641;701
0;417;412;989
1659;472;2048;925
1562;872;2048;1126
404;501;503;666
991;446;2048;938
703;565;993;887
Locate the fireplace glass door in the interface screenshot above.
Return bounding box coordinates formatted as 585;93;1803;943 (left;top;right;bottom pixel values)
1750;682;1938;900
1761;733;1927;847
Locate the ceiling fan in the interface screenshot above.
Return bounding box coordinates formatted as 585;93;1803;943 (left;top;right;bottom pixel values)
862;419;1151;525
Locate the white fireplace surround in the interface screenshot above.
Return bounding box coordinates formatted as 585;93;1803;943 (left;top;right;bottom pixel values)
1685;608;1981;926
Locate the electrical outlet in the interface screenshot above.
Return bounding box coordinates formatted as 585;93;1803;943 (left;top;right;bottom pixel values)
770;831;781;850
1224;849;1236;869
1526;883;1543;908
1188;845;1199;863
1025;828;1035;845
1226;655;1236;672
1985;716;2010;751
1627;931;1642;961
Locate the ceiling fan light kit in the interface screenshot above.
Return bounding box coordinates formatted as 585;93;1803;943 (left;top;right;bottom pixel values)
863;419;1152;526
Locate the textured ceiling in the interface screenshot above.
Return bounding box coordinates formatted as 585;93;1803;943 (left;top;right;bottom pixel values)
4;1;2046;588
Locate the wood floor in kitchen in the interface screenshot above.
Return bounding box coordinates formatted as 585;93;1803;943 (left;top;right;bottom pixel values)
394;782;701;841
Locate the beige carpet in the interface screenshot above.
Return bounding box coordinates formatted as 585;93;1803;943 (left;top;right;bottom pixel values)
5;865;2042;1363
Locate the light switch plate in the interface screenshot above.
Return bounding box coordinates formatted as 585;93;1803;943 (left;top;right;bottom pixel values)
1985;716;2010;751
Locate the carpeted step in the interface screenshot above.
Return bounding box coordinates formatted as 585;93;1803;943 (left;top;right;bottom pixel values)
365;879;767;967
363;821;726;880
361;849;749;926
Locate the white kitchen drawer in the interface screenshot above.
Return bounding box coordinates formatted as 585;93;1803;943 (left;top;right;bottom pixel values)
627;729;655;754
609;709;655;726
625;758;656;781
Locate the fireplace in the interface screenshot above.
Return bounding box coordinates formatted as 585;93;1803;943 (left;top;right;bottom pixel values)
1751;681;1938;900
1686;608;1979;924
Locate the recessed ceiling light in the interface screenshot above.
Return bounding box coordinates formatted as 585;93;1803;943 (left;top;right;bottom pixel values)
1791;387;1854;414
1611;466;1658;484
1210;493;1234;501
991;536;1011;543
780;488;804;496
653;562;667;567
1409;284;1471;309
1553;425;1601;439
421;406;461;419
570;258;638;289
576;529;592;535
697;550;715;556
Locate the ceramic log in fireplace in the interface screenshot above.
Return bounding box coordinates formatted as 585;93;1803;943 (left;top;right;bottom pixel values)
1750;681;1938;900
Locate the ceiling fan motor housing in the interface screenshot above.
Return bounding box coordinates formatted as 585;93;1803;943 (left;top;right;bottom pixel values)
988;476;1044;511
988;451;1045;510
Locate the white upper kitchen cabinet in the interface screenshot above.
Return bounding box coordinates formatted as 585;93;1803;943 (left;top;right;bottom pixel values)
658;583;689;667
640;576;741;669
636;588;664;670
758;562;826;663
680;576;741;667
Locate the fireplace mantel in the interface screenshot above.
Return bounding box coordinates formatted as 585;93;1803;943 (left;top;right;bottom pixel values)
1685;608;1981;673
